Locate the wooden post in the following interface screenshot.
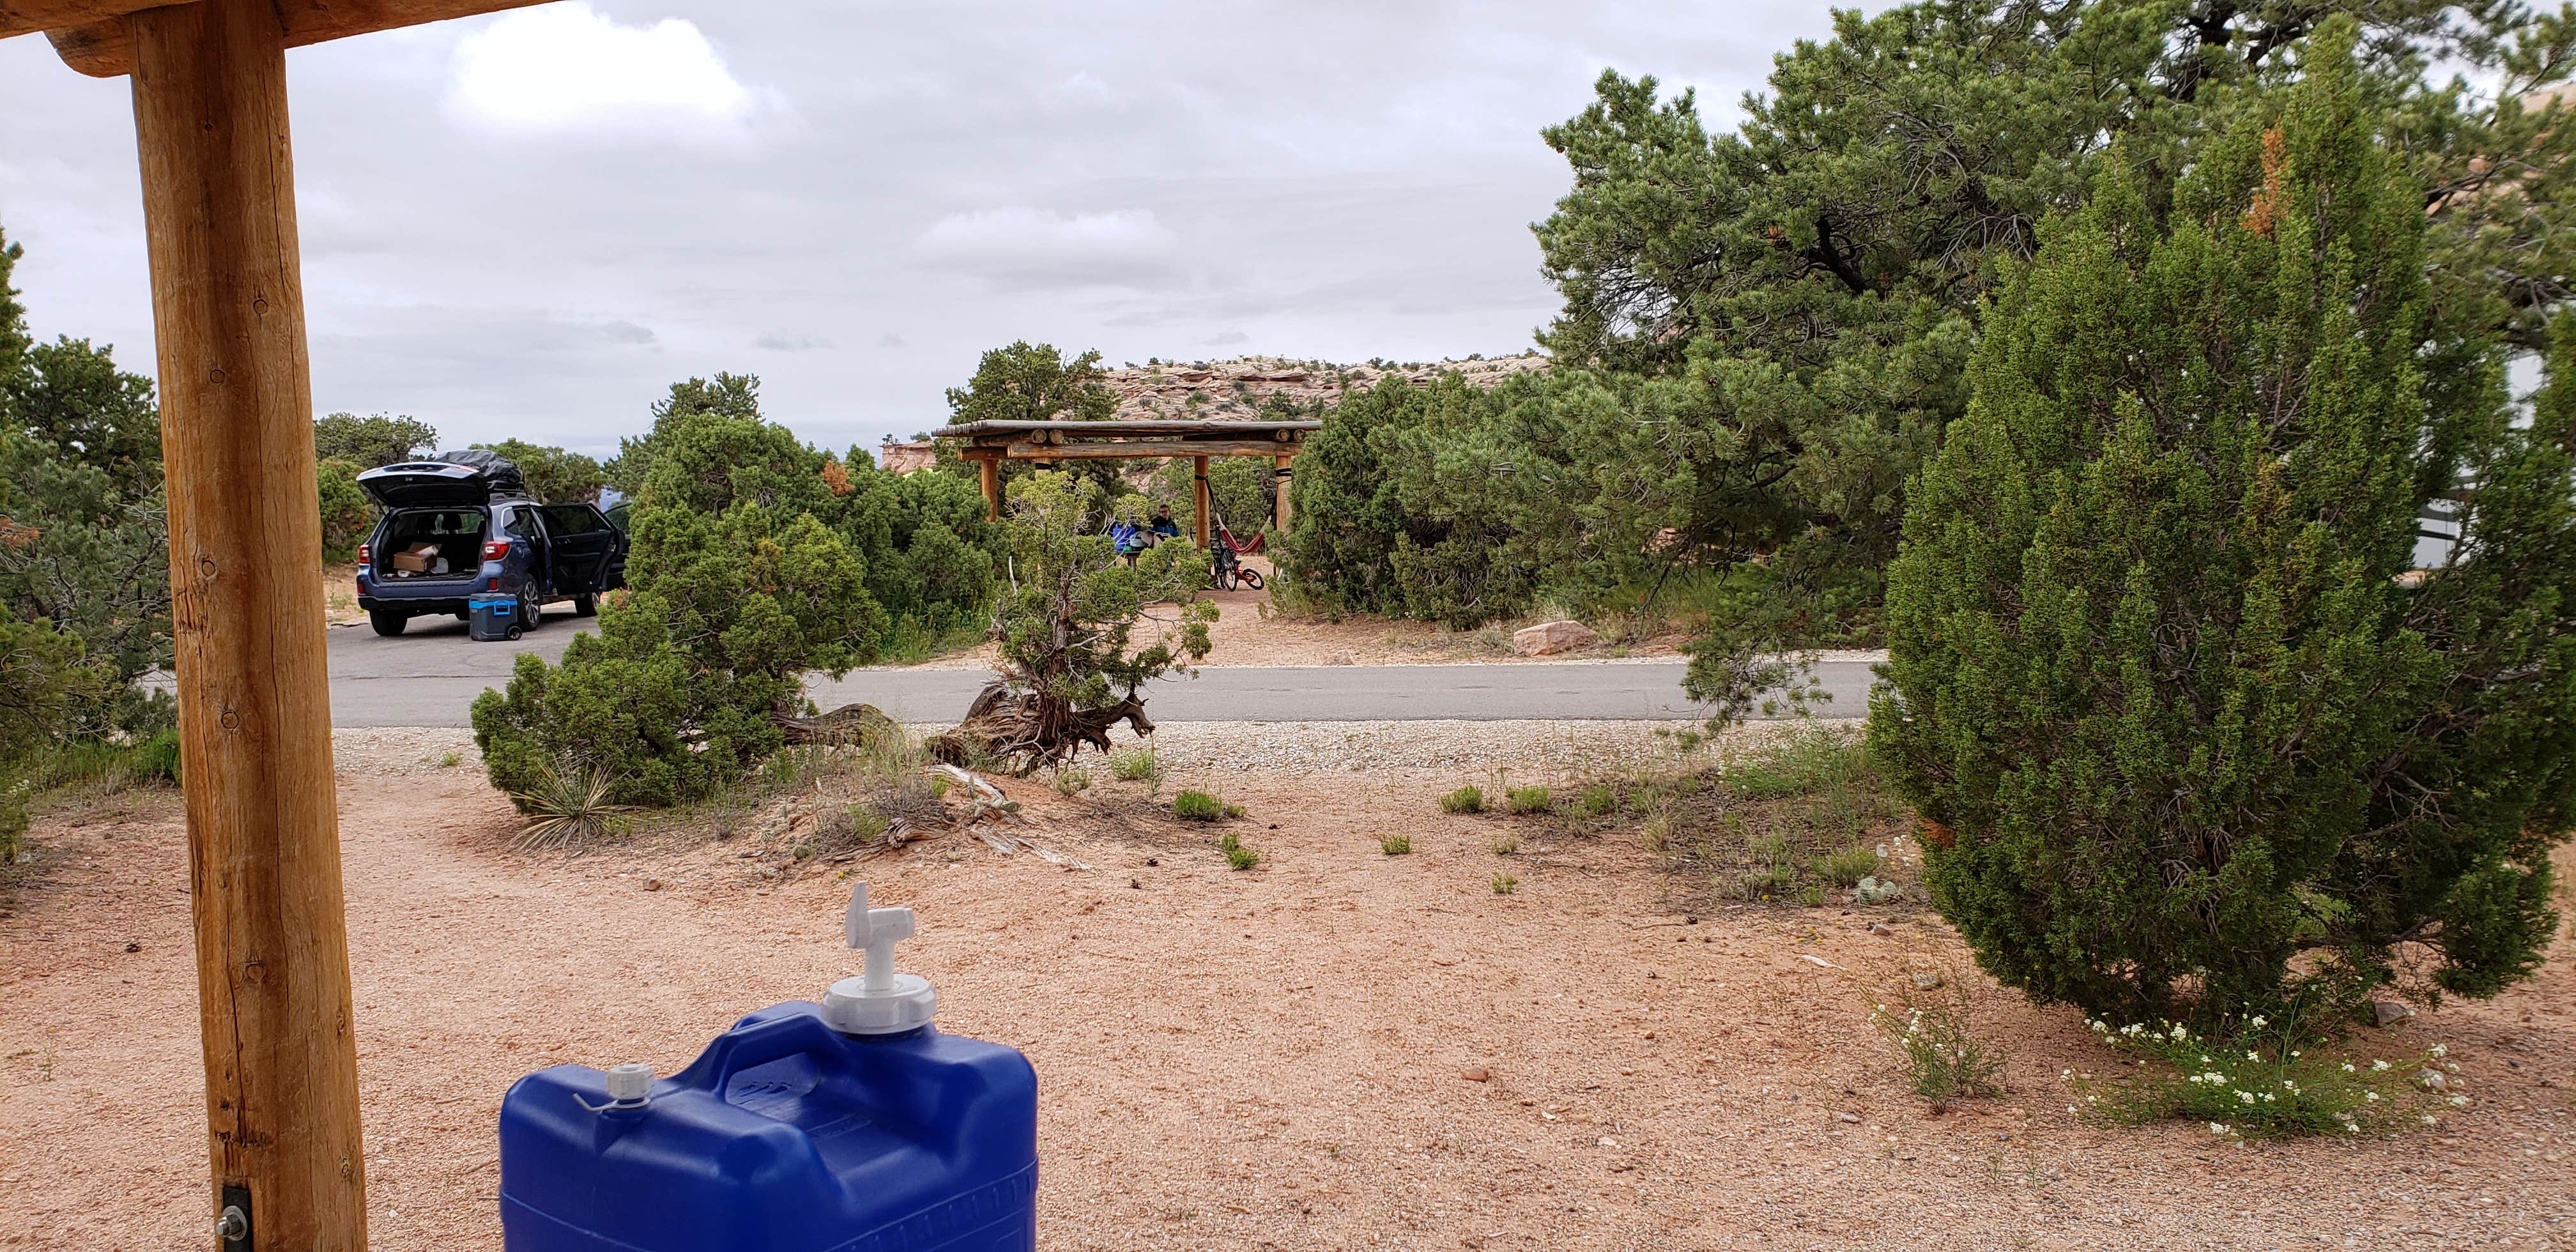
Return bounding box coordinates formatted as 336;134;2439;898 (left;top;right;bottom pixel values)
978;455;1000;521
1273;454;1294;534
1192;455;1210;551
129;1;368;1245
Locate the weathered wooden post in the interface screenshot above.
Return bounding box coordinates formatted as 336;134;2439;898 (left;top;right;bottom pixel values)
979;454;1002;521
131;4;365;1243
4;3;548;1245
1273;454;1294;534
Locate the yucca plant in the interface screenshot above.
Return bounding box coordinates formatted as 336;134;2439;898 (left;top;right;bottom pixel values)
508;763;636;851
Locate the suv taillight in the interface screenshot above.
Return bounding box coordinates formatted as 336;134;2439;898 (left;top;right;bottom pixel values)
356;544;369;567
482;540;510;561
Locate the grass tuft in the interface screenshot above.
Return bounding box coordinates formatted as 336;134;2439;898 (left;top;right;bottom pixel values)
1873;979;2006;1109
1504;785;1552;815
1819;844;1880;887
1439;785;1484;814
1379;834;1412;855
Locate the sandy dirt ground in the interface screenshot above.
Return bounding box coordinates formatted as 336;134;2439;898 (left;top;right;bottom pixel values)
4;728;2571;1251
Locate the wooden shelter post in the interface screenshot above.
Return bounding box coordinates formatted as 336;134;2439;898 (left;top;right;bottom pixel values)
128;0;369;1244
978;455;1001;521
1274;454;1294;533
1192;455;1210;550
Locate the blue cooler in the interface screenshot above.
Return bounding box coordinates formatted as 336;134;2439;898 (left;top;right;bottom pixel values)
498;884;1039;1252
468;593;521;642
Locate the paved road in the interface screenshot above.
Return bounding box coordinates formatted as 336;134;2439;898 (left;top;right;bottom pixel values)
314;615;1879;728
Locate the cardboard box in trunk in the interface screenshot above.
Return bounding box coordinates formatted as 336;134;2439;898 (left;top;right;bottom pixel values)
388;542;443;574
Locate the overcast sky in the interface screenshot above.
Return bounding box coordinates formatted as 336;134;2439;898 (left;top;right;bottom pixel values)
1;1;1856;459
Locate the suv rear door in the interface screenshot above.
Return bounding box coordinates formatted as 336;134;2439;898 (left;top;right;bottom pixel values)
539;503;622;594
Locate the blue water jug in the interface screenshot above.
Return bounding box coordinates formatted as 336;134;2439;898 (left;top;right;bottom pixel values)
498;883;1039;1251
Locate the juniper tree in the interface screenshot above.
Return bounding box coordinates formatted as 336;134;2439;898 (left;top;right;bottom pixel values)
1869;21;2572;1024
935;471;1213;774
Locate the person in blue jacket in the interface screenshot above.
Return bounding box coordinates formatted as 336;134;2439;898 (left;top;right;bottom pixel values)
1108;517;1145;565
1149;503;1183;543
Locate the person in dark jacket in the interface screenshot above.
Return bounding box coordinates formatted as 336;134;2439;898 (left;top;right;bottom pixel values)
1149;504;1183;542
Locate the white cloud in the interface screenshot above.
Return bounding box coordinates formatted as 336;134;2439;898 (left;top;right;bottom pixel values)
914;207;1181;289
443;3;764;142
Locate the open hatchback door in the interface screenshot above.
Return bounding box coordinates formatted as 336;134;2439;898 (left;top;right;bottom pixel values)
354;450;528;508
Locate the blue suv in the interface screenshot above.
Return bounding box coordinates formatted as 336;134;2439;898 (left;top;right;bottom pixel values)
353;452;627;637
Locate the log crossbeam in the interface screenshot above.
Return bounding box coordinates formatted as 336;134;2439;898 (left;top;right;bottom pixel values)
4;0;550;76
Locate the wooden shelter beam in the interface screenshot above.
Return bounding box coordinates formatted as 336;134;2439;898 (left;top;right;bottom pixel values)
995;439;1298;460
34;0;551;76
126;0;369;1245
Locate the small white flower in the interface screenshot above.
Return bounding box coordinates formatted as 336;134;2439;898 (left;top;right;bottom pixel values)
2346;1122;2358;1133
2290;1050;2301;1058
2372;1060;2390;1072
2238;1090;2256;1104
2449;1096;2468;1107
2341;1064;2356;1073
2250;1015;2267;1028
2429;1044;2447;1058
2421;1114;2439;1126
2365;1091;2380;1103
2246;1051;2261;1062
2067;1104;2078;1114
2209;1122;2230;1135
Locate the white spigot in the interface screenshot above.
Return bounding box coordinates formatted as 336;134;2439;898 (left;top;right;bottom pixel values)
821;882;937;1035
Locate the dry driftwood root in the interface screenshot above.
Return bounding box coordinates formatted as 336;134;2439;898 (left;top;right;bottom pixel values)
928;683;1156;775
853;764;1093;870
776;702;898;746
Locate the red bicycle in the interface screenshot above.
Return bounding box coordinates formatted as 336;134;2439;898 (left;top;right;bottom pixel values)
1209;515;1265;591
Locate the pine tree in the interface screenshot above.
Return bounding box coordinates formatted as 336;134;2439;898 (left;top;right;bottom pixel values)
1869;20;2571;1023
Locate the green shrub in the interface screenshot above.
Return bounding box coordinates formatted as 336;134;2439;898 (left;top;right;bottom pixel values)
1173;790;1223;821
473;471;889;810
1504;786;1551;815
1438;785;1483;814
1379;834;1412;855
1819;845;1880;888
1579;784;1617;816
1491;873;1518;895
1052;767;1092;797
1489;833;1519;856
1869;33;2576;1025
1226;844;1261;871
315;457;372;563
